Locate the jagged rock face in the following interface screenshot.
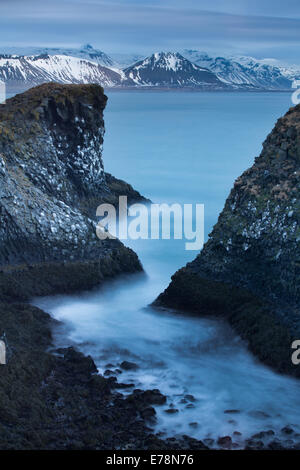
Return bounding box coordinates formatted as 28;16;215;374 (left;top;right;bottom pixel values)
186;103;300;309
0;83;142;290
0;83;107;198
157;104;300;376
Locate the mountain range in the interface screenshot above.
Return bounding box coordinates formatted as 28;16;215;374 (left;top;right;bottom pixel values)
123;52;225;89
181;50;298;90
1;44;115;67
1;44;299;93
0;54;123;92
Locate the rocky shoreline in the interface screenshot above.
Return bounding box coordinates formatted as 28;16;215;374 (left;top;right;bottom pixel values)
0;299;210;450
157;103;300;379
1;83;299;450
0;82;209;450
1;297;299;450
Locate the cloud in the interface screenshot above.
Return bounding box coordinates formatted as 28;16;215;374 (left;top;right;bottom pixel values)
0;0;299;63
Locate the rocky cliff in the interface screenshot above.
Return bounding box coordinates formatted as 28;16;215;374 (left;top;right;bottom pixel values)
0;83;145;299
157;103;300;377
0;83;178;450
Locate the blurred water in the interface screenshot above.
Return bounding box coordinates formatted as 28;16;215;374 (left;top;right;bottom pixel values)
34;91;300;445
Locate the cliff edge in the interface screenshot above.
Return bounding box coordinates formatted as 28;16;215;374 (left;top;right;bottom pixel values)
0;83;209;450
0;83;144;299
157;103;300;377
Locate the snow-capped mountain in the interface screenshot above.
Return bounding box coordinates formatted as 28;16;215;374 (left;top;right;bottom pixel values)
123;52;225;88
0;54;124;92
231;55;300;83
1;44;114;68
182;50;298;90
1;46;299;92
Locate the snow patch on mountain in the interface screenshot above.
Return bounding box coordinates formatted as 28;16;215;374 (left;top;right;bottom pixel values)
0;44;115;68
182;49;299;90
0;54;124;91
123;52;224;88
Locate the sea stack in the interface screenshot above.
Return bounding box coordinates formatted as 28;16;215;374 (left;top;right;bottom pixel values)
157;103;300;377
0;83;144;300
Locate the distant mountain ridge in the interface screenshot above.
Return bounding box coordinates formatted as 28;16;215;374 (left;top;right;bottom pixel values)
122;52;225;89
0;54;124;93
182;49;300;90
1;44;299;92
1;44;115;67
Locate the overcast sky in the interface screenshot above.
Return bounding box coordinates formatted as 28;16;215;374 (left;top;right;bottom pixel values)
1;0;300;63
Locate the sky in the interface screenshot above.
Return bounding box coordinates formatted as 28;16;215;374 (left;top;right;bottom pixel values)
1;0;300;64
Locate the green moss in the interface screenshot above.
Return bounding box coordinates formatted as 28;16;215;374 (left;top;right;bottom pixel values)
0;83;107;150
0;245;142;302
157;269;299;378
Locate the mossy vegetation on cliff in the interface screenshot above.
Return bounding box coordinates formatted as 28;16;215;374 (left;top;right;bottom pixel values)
156;269;297;377
0;84;164;450
157;103;300;378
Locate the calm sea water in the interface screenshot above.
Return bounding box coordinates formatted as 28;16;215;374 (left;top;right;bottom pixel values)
34;91;300;446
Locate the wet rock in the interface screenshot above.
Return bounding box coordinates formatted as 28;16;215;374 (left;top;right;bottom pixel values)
140;407;156;421
0;302;186;450
62;347;97;375
245;439;265;450
252;430;275;439
142;389;167;405
268;439;285;450
224;409;241;414
281;425;294;435
114;382;135;389
164;408;179;414
189;422;198;428
185;404;195;409
180;436;208;450
104;369;115;377
233;431;242;436
120;361;139;371
131;389;166;406
217;436;232;449
184;394;196;402
125;388;167;416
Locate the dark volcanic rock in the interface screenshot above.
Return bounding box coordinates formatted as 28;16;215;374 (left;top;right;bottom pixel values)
281;425;294;435
0;84;187;450
245;439;265;450
252;430;275;439
0;302;210;450
0;83;145;298
156;103;300;377
125;389;167;407
217;436;232;449
120;360;139;371
164;408;179;414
